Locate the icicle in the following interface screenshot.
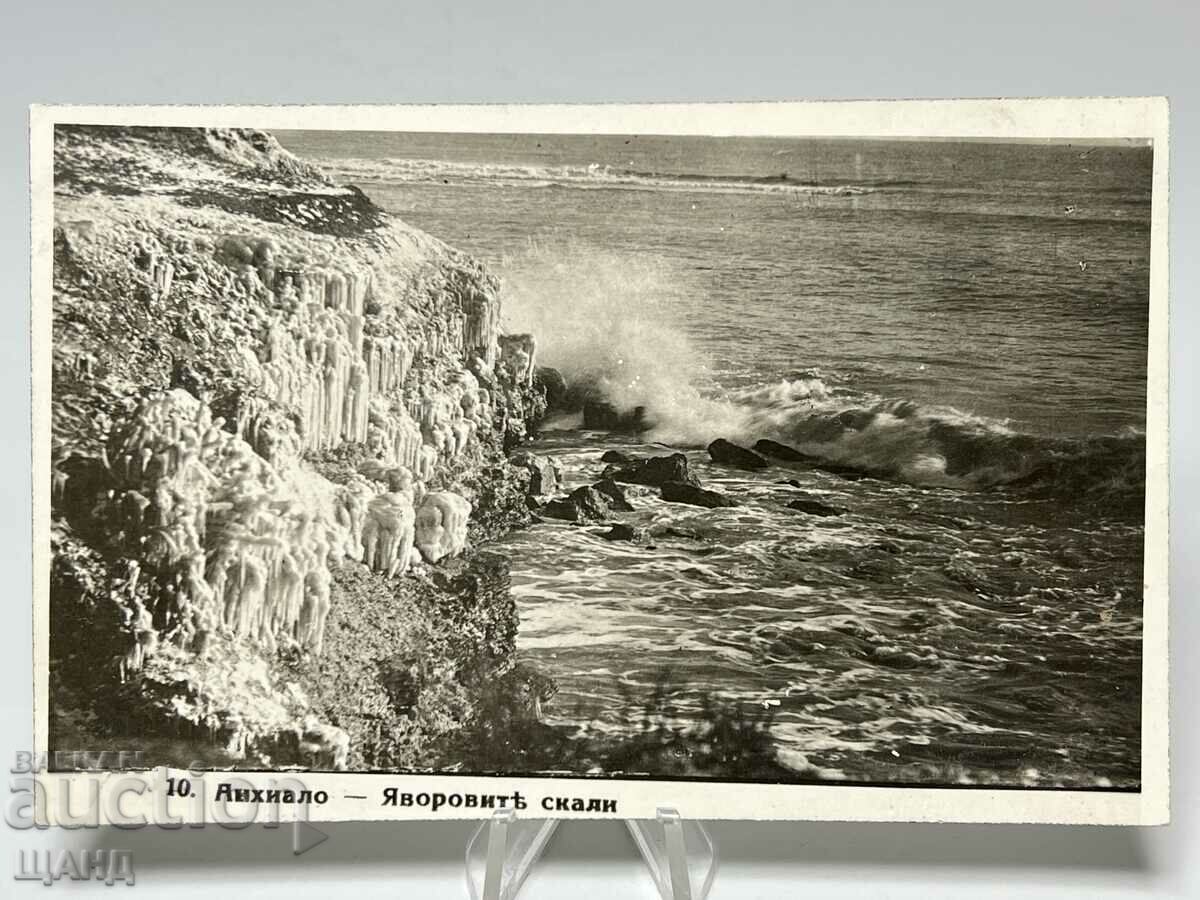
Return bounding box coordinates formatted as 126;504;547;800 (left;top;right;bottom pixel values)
361;490;416;577
335;477;373;561
452;421;474;456
417;444;438;481
298;567;332;655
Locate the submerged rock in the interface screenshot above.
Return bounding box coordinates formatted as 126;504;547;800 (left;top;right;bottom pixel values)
600;449;640;466
542;485;612;523
786;498;845;517
707;438;769;470
593;477;635;511
754;439;816;462
611;452;699;487
757;440;872;481
602;522;648;543
660;480;739;508
510;451;561;498
872;645;940;670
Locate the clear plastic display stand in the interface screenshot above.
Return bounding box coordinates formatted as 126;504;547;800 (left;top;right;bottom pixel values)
464;807;717;900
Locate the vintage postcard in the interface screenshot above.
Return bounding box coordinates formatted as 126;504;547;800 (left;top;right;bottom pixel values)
30;99;1169;826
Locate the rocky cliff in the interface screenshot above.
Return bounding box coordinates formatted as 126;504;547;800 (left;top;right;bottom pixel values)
48;126;546;770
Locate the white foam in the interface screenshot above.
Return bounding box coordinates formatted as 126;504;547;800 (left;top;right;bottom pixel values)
315;155;875;198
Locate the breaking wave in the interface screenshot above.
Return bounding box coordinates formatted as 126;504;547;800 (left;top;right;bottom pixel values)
603;370;1147;507
497;243;1144;507
730;380;1147;501
315;156;878;197
496;242;753;439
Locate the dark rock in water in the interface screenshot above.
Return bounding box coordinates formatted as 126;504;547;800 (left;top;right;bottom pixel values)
510;451;561;497
612;453;699;487
600;449;640;466
602;522;648;543
582;399;618;429
560;376;602;412
708;438;769;470
593;477;634;511
534;366;568;410
583;399;650;432
541;485;611;523
754;439;817;463
786;498;844;517
755;439;873;480
1055;548;1088;569
661;480;739;508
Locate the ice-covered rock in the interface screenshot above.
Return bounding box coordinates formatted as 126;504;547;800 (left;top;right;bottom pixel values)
50;125;545;766
499;333;537;387
104;390;354;656
414;491;472;563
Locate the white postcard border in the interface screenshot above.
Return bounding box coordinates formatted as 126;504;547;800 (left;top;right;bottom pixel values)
29;97;1169;825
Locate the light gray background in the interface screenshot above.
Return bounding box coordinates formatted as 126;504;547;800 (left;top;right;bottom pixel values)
3;2;1194;896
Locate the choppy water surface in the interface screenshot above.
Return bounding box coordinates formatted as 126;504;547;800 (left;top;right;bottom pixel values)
498;430;1143;787
281;131;1151;787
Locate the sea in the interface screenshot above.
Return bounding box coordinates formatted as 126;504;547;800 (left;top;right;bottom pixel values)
279;130;1152;789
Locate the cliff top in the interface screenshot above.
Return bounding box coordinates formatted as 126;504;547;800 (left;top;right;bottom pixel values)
54;125;389;239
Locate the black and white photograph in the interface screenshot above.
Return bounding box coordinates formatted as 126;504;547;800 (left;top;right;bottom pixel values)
32;100;1169;825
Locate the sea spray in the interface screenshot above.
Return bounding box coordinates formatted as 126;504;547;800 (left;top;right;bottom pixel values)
496;243;750;444
494;245;1145;502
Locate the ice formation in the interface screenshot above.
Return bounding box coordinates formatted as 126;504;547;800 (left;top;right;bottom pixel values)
104;389;352;656
51;125;538;772
103;367;477;659
414;492;472;564
95;229;503;659
499;333;537;387
248;266;375;452
361;489;417;577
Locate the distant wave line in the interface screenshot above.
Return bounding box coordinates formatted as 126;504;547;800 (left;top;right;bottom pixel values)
314;155;887;196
